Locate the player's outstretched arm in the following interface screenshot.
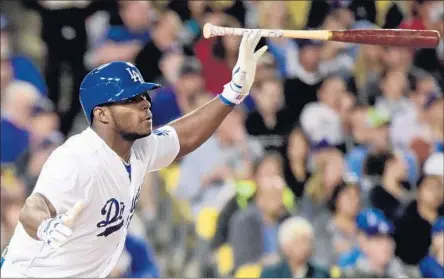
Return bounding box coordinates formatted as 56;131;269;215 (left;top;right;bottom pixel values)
170;30;267;159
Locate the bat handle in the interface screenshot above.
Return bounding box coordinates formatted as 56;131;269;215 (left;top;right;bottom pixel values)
203;23;284;39
63;201;86;228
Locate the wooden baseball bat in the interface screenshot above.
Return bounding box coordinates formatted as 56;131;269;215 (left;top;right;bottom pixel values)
203;23;440;49
63;200;86;228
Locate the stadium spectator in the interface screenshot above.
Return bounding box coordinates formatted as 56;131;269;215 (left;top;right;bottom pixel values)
257;1;298;78
211;151;284;251
369;152;412;221
245;76;294;151
347;105;377;145
423;93;444;153
413;9;444;92
374;70;411;119
282;127;311;198
194;14;241;94
27;110;60;149
260;216;329;278
135;10;183;83
346;109;419;184
419;217;444;278
85;1;154;68
300;75;353;152
365;45;431;105
390;74;441;152
306;0;376;30
168;0;210;53
399;0;437;30
394;152;444;266
299;148;345;225
1;81;42;165
229;174;290;268
151;56;206;128
312;178;361;268
337;208;418;277
317;11;372;80
22;0;114;136
175;106;263;217
0;14;47;96
284;39;324;123
14;110;64;195
353;45;384;104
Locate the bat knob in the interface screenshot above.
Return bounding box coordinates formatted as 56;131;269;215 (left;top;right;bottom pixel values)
203;23;213;39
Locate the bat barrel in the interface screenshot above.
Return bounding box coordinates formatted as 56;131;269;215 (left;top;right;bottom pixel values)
330;29;440;48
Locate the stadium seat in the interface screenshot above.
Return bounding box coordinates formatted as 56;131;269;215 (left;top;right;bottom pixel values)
330;265;342;278
234;263;262;278
215;243;234;277
195;207;219;241
286;1;310;29
376;1;394;27
158;163;181;195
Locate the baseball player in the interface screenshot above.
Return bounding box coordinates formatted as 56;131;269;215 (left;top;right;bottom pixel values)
0;31;267;278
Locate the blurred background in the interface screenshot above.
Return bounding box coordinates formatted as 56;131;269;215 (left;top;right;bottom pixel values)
1;0;443;278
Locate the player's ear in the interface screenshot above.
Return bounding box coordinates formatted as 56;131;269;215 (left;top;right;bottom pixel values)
93;106;111;125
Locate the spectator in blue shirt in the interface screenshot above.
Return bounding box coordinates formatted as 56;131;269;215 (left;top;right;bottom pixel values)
346;108;419;185
337;208;418;277
151;56;206;128
110;233;160;278
1;14;47;96
419;217;444;278
123;234;160;278
86;1;154;68
1;81;45;166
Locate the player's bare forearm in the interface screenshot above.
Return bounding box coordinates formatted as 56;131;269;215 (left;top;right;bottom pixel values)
19;193;56;240
170;96;233;158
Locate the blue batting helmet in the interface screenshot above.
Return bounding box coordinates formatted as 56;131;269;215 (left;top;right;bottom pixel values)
79;61;160;125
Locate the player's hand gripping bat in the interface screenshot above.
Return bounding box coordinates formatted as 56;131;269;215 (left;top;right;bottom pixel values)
203;23;440;49
37;201;85;249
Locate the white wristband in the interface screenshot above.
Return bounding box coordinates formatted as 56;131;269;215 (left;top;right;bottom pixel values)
220;81;248;106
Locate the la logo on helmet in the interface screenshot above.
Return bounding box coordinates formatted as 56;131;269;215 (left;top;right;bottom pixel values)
126;68;144;83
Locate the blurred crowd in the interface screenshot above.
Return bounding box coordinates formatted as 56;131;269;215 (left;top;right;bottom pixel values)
1;0;444;278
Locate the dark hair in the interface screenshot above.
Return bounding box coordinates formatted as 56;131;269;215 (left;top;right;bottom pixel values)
328;182;359;213
212;37;227;61
364;151;395;177
211;15;241;61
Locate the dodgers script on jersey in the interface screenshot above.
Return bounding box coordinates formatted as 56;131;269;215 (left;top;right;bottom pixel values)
1;126;180;278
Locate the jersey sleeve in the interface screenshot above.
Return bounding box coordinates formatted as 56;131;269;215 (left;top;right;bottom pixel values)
134;125;180;172
32;150;89;215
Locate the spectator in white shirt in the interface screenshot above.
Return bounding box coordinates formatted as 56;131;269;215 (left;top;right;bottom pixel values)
300;76;354;152
374;69;411;119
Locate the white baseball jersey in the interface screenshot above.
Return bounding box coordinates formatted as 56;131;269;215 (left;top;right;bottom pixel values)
1;125;180;278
